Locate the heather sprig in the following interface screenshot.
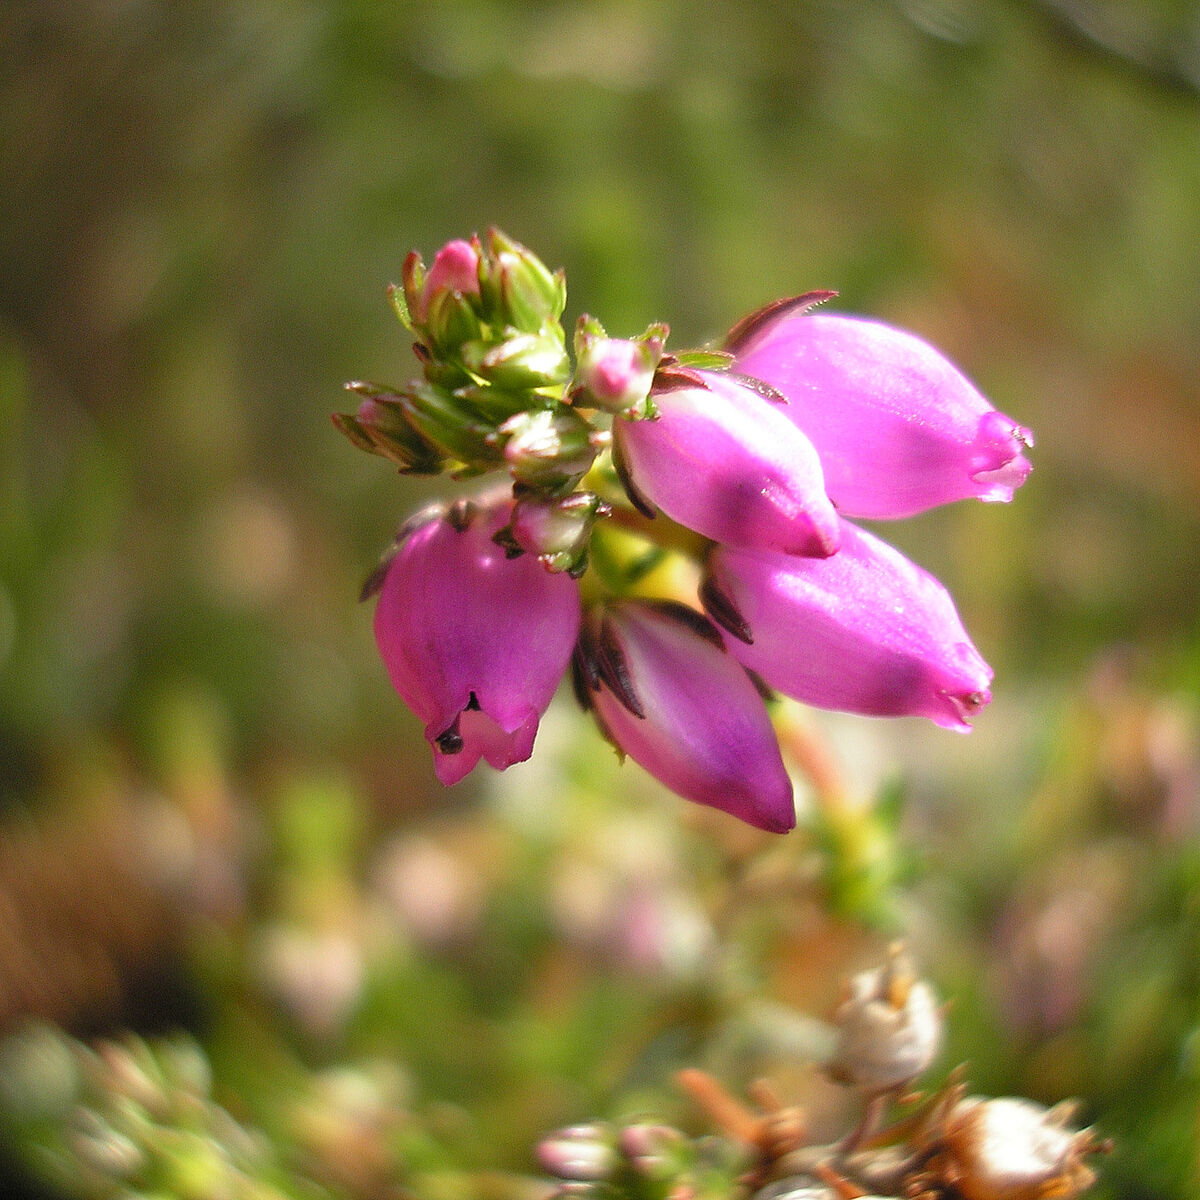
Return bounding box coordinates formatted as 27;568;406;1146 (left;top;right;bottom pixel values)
334;230;1034;832
537;949;1106;1200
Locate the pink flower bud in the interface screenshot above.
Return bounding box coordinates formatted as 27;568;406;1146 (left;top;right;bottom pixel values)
575;601;795;833
508;492;608;574
571;324;664;416
612;371;840;558
588;339;648;403
537;1124;620;1181
704;521;993;731
730;310;1033;519
373;499;580;784
416;238;481;325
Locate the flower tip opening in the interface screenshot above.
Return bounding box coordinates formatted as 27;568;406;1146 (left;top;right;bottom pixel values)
429;705;541;785
941;686;992;732
971;411;1035;502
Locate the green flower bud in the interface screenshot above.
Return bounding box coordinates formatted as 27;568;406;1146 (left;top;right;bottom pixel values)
422;274;486;361
451;383;543;425
400;240;482;330
498;406;602;495
403;381;504;473
462;328;571;392
335;382;448;475
479;227;566;331
502;491;610;574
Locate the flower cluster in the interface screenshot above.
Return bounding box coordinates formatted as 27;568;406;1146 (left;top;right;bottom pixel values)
336;231;1033;832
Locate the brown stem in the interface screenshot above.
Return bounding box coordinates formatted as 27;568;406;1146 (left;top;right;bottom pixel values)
675;1069;765;1147
839;1091;889;1157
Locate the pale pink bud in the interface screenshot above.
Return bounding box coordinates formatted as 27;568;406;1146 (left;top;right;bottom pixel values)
613;371;840;558
572;326;663;416
704;520;993;731
589;340;647;402
373;499;580;784
537;1124;619;1181
575;601;795;833
730;309;1033;519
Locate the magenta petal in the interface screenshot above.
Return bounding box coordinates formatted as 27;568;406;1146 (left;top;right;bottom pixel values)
433;709;540;785
733;313;1033;519
613;371;839;557
374;500;581;783
706;522;993;731
586;602;795;833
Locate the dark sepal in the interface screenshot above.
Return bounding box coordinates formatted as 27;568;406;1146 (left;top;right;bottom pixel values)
650;363;710;395
569;637;598;712
723;290;838;355
446;497;479;532
640;600;726;650
359;545;398;603
699;574;754;645
745;668;777;703
490;522;526;559
595;610;645;719
611;429;656;519
570;636;626;756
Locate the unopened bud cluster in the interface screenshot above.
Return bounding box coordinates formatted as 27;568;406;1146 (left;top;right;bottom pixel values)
337;230;1035;831
335;230;613;579
536;951;1104;1200
0;1027;291;1200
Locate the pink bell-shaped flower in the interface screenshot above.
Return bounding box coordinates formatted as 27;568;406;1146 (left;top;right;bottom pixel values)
703;521;993;731
373;499;581;784
574;600;795;833
729;306;1033;519
612;370;840;557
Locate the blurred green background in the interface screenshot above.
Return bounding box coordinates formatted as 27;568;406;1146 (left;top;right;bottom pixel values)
2;2;1199;1198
